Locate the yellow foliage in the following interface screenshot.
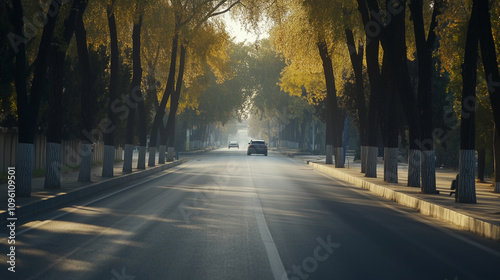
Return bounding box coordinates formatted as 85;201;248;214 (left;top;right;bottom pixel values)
436;0;500;114
269;0;354;102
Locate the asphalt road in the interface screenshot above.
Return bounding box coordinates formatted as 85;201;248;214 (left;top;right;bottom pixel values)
2;148;500;280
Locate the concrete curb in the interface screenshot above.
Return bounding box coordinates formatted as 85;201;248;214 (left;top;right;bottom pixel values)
1;160;184;225
308;162;500;241
179;147;215;156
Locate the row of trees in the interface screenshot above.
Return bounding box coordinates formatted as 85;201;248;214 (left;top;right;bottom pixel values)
2;0;244;197
2;0;499;203
241;0;500;203
246;40;326;151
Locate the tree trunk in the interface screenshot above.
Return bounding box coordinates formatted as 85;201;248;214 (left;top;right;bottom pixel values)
149;33;178;166
123;15;144;173
361;146;367;173
123;141;135;172
148;145;157;167
381;48;398;183
334;147;344;168
357;0;382;178
373;0;421;188
410;0;440;194
345;28;367;172
398;27;422;189
458;150;477;203
477;148;486;182
458;0;479;204
166;44;187;162
75;9;93;182
318;39;342;166
476;0;500;192
477;0;500;141
137;146;146;169
421;150;436;191
102;145;115;177
158;145;166;164
384;147;398;183
494;125;500;193
326;145;333;164
408;149;421;187
44;142;62;189
11;0;29;196
123;144;134;173
103;3;119;177
14;0;58;197
15;144;33;197
44;0;87;188
408;0;425;183
44;49;64;188
366;146;378;178
78;143;92;182
167;147;175;162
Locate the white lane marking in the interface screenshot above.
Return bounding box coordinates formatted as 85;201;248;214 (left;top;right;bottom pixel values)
253;194;288;280
16;164;187;236
247;156;288;280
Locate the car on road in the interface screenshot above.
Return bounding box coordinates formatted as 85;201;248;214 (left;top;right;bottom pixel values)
247;140;267;156
228;141;239;149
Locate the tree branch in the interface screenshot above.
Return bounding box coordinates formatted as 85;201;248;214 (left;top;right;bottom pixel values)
210;0;241;17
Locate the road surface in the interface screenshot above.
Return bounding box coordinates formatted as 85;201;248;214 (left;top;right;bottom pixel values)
2;148;500;279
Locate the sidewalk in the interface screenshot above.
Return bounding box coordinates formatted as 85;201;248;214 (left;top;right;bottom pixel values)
279;149;500;241
0;149;211;225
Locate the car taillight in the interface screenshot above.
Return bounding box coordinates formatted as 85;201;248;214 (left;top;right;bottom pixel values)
249;145;254;148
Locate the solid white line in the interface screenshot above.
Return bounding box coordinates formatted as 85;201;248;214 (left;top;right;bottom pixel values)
253;194;288;280
247;155;288;279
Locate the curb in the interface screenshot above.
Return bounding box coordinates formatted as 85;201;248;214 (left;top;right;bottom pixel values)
308;162;500;241
1;160;184;225
179;147;215;156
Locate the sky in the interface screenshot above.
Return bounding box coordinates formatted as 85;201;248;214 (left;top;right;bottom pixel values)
221;13;270;43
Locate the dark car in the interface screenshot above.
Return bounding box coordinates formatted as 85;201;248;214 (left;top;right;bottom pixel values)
228;141;239;149
247;140;267;156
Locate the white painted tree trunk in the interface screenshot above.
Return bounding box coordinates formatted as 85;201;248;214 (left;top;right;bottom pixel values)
148;146;156;167
365;146;377;178
123;144;133;173
326;145;333;164
421;150;437;193
102;145;115;177
77;143;92;182
158;145;166;164
44;142;61;189
493;127;500;193
384;148;387;181
167;146;175;162
408;149;420;187
384;147;398;183
15;143;34;197
137;146;146;169
361;145;366;173
458;149;476;203
334;147;344;168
